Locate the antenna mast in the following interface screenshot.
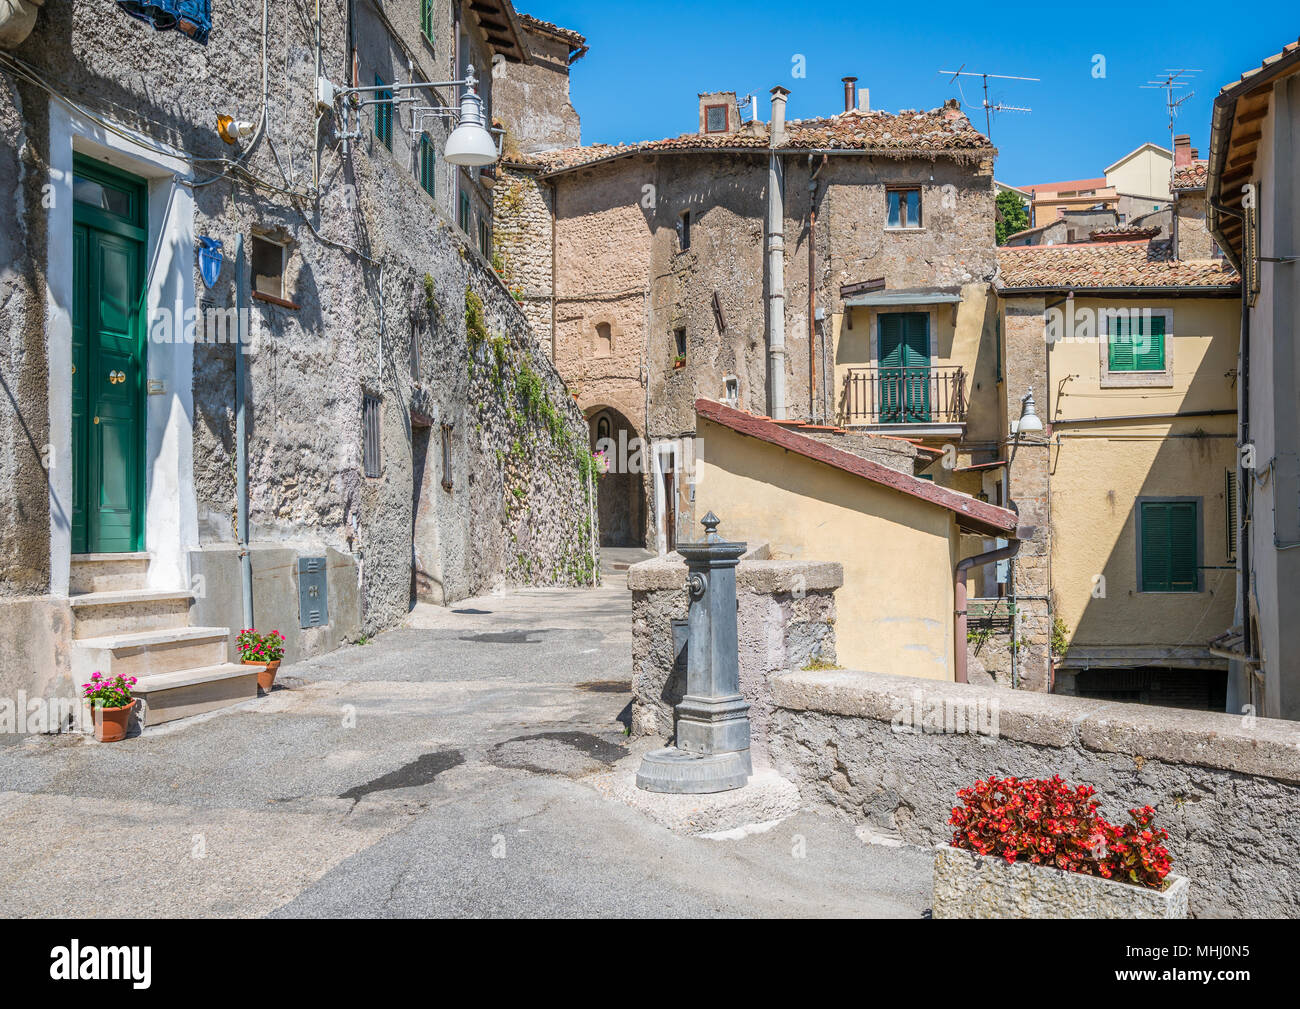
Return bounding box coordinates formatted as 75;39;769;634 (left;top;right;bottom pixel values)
1140;69;1200;150
939;66;1038;140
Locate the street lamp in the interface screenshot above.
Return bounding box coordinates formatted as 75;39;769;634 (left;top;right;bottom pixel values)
1012;386;1043;434
327;63;498;165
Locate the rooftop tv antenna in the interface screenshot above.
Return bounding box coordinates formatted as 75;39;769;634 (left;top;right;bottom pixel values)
939;66;1037;139
1140;69;1200;149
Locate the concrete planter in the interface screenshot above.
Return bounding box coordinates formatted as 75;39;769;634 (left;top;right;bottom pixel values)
932;844;1189;919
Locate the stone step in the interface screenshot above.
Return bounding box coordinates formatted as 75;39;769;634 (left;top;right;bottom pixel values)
72;626;231;680
131;663;260;726
69;588;194;639
69;552;151;594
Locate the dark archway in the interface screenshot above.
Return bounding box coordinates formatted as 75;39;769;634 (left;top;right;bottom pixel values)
587;405;645;547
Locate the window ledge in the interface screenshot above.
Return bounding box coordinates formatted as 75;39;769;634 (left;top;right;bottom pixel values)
1099;372;1174;389
252;291;300;311
885;227;927;233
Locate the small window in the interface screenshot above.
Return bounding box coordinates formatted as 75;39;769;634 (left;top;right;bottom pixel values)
677;210;691;251
363;394;382;478
419;134;436;198
440;424;454;491
251;236;285;299
478;217;492;257
420;0;434;43
1107;312;1166;372
459;189;471;233
374;76;393;150
1138;499;1200;593
595;322;612;358
596;415;611;442
673;326;687;365
409;321;422;380
704;104;728;133
886;187;922;229
723;375;739;406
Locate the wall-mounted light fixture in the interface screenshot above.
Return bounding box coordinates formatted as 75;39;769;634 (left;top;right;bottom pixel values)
217;114;255;145
327;63;497;166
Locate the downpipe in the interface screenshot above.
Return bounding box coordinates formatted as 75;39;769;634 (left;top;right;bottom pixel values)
235;237;254;631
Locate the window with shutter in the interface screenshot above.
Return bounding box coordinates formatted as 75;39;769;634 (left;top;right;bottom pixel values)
419;134;436;198
1225;469;1238;561
420;0;434;43
1138;499;1200;592
363;394;382;478
1108;312;1165;371
374;76;392;150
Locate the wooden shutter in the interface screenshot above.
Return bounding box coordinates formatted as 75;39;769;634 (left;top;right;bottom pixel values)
1135;313;1165;371
363;394;381;478
1108;313;1136;371
420;135;435;197
420;0;433;42
1225;468;1238;560
1140;500;1198;592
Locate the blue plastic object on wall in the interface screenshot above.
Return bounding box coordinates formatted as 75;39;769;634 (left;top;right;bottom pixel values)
115;0;210;46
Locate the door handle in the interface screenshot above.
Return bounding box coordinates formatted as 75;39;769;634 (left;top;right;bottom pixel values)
108;370;125;384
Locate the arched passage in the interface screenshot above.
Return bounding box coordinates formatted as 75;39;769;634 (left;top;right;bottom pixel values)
587;404;646;547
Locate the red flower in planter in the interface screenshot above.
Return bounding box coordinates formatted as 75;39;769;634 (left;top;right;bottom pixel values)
949;775;1172;890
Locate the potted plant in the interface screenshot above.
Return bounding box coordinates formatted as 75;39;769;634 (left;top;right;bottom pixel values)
593;449;609;475
932;775;1188;918
81;671;138;742
672;353;686;370
237;628;286;691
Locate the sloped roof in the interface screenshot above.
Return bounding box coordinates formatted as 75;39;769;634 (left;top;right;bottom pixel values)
996;240;1239;292
695;399;1018;538
1088;224;1162;241
520;106;994;175
1018;177;1108;195
517;13;586;47
1171;159;1208;190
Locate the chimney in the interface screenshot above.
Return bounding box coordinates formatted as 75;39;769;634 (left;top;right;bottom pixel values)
942;97;962;122
858;87;870;112
841;76;858;113
770;85;789;144
1174;134;1192;167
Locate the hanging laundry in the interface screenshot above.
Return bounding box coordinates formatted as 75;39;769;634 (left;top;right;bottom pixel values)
114;0;209;45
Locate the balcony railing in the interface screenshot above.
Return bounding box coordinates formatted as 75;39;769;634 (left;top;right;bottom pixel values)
840;365;967;426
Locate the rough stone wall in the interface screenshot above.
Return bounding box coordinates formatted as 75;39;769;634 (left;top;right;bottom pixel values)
798;429;919;473
1174;190;1214;260
628;553;842;765
492;165;554;340
998;297;1051;690
0;71;49;595
1;0;594;653
771;667;1300;918
494;25;580;155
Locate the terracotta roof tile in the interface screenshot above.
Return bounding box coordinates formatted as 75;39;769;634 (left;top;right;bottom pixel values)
1216;39;1300;97
1171;159;1208;190
519;105;993;174
1088;224;1162;241
517;13;586;47
997;240;1239;290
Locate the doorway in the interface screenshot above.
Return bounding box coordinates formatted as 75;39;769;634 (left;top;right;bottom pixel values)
71;156;147;554
878;311;930;423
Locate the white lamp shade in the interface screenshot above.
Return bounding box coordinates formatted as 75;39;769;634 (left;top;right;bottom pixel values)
1016;413;1044;433
444;121;498;166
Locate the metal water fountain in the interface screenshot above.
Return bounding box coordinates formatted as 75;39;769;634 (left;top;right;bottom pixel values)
636;512;753;794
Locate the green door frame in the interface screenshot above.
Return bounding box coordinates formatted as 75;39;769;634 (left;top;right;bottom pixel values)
72;155;148;554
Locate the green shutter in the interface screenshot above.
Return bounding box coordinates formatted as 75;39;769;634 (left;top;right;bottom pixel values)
374;76;392;149
1109;313;1165;372
420;0;433;42
419;135;436;197
1140;500;1198;592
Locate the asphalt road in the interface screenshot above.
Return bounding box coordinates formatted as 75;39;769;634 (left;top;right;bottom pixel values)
0;560;930;918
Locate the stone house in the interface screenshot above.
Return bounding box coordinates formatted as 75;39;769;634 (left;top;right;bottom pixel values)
495;68;1003;555
1206;38;1300;720
0;0;596;725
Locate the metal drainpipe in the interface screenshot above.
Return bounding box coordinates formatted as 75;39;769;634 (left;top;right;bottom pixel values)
1212;192;1251;711
235;237;253;631
808;153;827;422
767;149;786;419
549;177;558;361
955;538;1021;684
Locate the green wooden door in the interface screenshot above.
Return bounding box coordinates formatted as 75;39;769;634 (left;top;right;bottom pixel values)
72;157;147;554
878;312;930;422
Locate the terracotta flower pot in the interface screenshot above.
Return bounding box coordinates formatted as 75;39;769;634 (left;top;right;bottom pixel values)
90;699;136;743
244;659;280;691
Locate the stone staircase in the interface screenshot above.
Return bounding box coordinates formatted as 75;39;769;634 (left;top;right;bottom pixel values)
70;553;258;727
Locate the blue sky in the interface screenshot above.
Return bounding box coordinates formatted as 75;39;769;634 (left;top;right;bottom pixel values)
529;1;1296;185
